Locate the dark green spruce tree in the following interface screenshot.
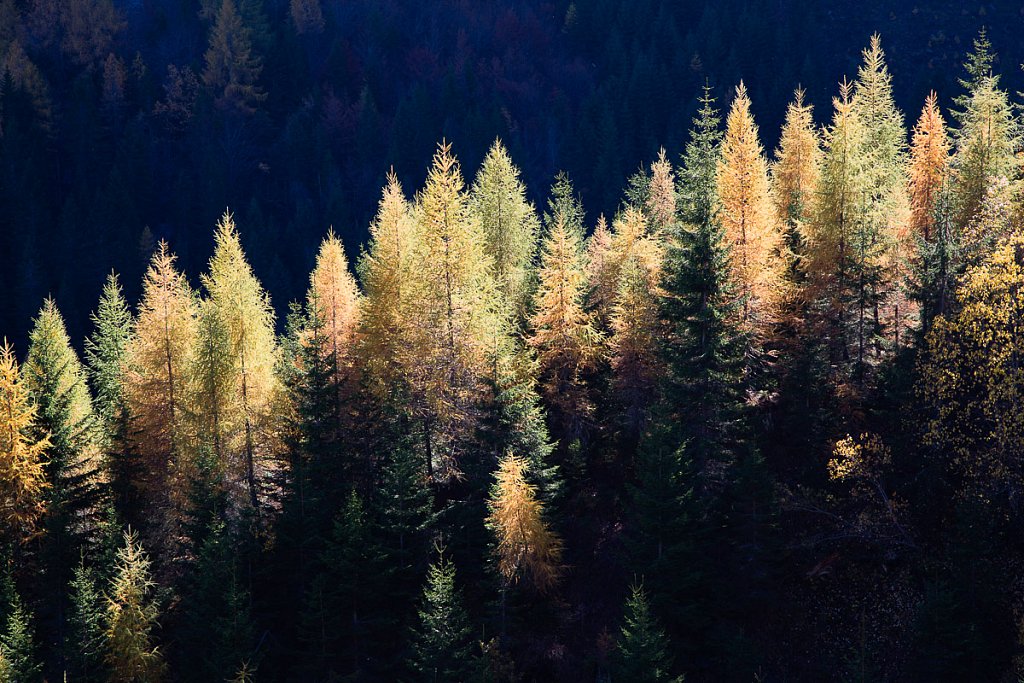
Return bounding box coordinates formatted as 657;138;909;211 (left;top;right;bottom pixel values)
610;583;682;683
407;549;478;682
84;273;137;526
23;299;103;674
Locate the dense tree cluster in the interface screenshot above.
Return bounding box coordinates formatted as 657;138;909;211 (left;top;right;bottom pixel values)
6;27;1024;683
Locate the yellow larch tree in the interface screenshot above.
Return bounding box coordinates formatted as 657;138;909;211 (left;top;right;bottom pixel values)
486;452;563;592
470;139;541;325
309;230;361;415
357;171;423;399
199;212;282;515
772;87;820;275
585;214;616;328
0;341;48;544
718;81;784;332
409;141;496;481
124;241;198;533
646;148;677;235
608;254;662;434
529;216;602;437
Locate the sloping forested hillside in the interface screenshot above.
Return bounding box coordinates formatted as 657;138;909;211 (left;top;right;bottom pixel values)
4;1;1024;681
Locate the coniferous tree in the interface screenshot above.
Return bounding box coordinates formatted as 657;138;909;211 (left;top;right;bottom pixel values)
806;79;869;380
66;562;107;683
470;139;542;324
772;87;821;275
0;341;48;547
24;299;102;660
105;530;165;683
486;453;563;594
718;81;784;332
0;580;40;683
951;30;1018;233
626;433;703;649
661;85;747;482
610;583;682;683
358;172;422;402
529;215;601;441
84;273;136;522
202;0;265;115
407;141;497;482
199;211;282;517
609;254;662;436
407;549;477;682
124;242;197;542
850;34;911;355
908;92;952;335
179;520;255;682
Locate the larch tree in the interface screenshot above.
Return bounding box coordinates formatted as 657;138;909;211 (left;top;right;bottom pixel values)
407;141;496;481
951;29;1018;233
806;79;869;376
909;92;951;244
529;215;602;440
772;87;820;282
105;530;166;683
199;211;281;516
358;171;422;401
908;92;952;334
718;81;784;333
850;33;911;354
609;254;662;436
486;453;563;594
646;148;677;236
124;242;197;538
0;341;48;546
308;230;361;436
202;0;265;115
470;139;541;324
585;214;617;329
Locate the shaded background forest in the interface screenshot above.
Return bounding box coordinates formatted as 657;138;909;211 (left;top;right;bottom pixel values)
0;0;1022;344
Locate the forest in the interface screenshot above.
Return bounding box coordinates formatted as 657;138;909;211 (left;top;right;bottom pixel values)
3;0;1024;681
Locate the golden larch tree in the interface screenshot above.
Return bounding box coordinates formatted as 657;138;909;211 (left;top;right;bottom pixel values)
358;171;423;399
309;230;361;410
772;87;820;264
470;138;541;324
718;81;783;332
0;341;48;544
529;216;602;437
409;141;497;481
585;214;617;328
486;453;563;592
646;148;677;235
608;255;662;434
124;242;197;529
200;212;282;514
